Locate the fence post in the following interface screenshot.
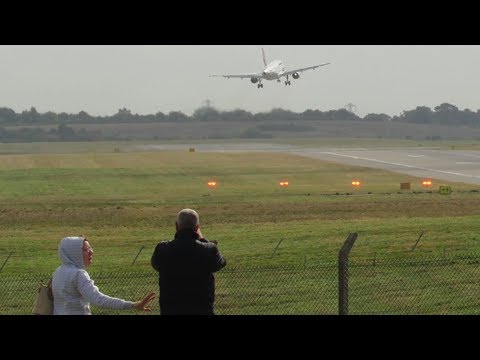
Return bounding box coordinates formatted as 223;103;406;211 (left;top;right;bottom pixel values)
132;246;144;266
338;233;358;315
0;252;13;272
271;238;283;257
411;230;424;251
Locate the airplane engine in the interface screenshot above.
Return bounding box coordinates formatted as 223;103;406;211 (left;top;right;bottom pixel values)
250;77;258;84
292;72;300;79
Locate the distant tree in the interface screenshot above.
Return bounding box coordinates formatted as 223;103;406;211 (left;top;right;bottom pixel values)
434;103;458;113
399;106;433;123
458;108;480;126
302;109;329;121
167;111;190;122
42;111;59;123
0;107;16;123
76;110;92;122
223;109;254;121
155;111;166;122
117;107;132;114
434;103;459;124
269;108;300;121
111;108;133;122
192;106;221;121
139;114;156;122
362;113;392;122
57;112;71;122
20;106;40;124
325;109;360;121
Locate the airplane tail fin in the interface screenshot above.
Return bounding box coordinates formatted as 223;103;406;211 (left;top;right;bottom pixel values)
262;48;267;67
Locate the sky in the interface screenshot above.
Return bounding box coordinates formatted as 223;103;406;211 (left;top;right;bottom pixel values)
1;45;480;118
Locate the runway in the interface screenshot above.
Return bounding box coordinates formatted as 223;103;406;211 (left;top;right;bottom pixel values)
290;147;480;185
138;143;480;185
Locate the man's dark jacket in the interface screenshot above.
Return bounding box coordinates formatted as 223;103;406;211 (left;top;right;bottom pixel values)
151;229;226;315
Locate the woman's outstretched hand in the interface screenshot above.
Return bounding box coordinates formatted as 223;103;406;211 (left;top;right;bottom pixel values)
133;292;156;311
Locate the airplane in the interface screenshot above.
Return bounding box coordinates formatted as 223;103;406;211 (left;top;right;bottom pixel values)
210;48;330;89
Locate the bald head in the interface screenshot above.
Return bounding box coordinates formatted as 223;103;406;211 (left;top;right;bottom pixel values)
176;208;199;231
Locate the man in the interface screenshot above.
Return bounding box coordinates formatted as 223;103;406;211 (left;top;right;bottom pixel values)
151;208;226;315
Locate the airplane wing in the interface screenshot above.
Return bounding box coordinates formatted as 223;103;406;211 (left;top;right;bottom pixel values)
281;62;330;77
209;72;264;80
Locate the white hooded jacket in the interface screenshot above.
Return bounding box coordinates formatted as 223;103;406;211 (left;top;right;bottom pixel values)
52;236;133;315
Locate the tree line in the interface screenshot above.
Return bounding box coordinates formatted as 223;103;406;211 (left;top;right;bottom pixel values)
0;102;479;126
0;102;479;142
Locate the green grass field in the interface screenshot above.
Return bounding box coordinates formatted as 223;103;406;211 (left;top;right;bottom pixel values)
1;139;480;314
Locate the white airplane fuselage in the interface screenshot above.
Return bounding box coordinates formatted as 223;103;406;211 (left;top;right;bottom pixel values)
210;48;330;89
262;60;285;80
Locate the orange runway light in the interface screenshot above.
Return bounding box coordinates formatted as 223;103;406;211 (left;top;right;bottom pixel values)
279;181;289;187
207;181;217;188
351;180;361;187
422;180;432;187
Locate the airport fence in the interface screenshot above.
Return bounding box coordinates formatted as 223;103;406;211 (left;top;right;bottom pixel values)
2;251;480;315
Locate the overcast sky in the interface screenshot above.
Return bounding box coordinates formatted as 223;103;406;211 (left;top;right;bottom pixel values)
1;45;479;118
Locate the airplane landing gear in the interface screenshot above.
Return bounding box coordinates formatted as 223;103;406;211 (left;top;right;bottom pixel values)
257;83;264;89
285;81;291;85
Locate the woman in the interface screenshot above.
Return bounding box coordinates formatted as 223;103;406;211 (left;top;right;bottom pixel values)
52;235;155;315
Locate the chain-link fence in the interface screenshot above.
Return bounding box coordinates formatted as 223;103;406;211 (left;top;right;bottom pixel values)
2;253;480;314
348;253;480;314
2;264;338;315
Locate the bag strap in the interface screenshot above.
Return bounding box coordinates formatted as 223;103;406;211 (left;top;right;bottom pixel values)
47;277;54;301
